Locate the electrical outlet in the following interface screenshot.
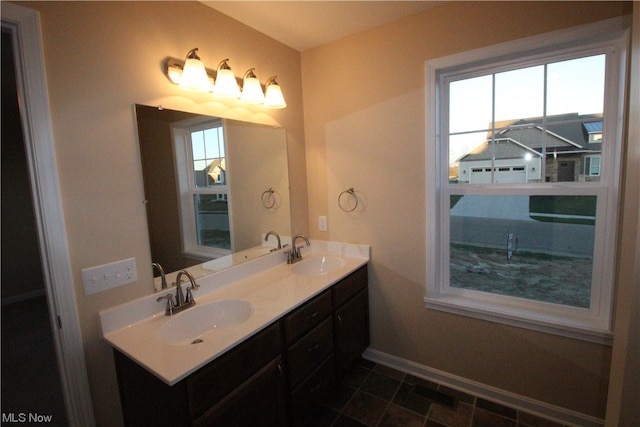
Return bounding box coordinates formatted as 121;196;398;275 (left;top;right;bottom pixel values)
82;257;138;296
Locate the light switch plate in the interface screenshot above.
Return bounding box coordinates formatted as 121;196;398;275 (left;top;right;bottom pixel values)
82;257;137;295
319;215;328;231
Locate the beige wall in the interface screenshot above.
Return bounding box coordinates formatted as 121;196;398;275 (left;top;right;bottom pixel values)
301;1;632;419
13;2;307;425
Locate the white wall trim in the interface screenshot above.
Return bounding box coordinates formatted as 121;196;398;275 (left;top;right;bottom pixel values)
1;3;95;426
363;348;604;427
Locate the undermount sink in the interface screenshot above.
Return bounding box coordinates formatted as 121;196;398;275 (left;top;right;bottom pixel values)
291;256;347;276
156;299;253;345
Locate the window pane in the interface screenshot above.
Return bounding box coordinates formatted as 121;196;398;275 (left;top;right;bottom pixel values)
194;194;230;250
495;65;544;122
449;194;595;308
191;131;205;159
547;55;605;116
204;127;223;158
449;132;491;184
449;75;493;134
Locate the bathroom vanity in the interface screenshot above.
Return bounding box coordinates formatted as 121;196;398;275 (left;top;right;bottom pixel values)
100;241;369;426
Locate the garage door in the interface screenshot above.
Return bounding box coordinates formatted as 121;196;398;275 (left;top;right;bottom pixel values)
469;166;527;184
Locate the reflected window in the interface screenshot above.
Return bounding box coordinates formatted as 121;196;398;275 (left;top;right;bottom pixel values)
173;119;232;259
187;125;230;252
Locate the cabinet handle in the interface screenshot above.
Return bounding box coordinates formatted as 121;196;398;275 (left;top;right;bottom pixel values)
307;342;320;353
305;311;318;320
309;382;322;393
277;363;284;376
337;315;343;327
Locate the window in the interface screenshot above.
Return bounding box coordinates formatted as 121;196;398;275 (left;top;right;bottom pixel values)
584;155;601;176
173;119;233;259
426;19;629;343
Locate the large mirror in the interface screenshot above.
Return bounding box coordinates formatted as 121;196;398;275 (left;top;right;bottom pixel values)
135;105;292;290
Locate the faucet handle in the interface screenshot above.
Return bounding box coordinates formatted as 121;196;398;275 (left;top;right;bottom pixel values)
185;287;196;304
156;294;175;315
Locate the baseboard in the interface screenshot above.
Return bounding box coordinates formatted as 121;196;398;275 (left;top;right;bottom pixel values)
1;288;46;306
363;348;604;427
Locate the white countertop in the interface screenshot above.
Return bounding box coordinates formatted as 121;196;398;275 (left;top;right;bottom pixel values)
99;241;369;385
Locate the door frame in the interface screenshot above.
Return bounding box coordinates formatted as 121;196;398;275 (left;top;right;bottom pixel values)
1;3;95;425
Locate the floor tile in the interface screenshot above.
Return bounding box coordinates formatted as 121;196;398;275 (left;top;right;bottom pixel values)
360;371;402;401
342;390;388;426
393;382;433;415
378;403;425;427
341;363;372;389
327;383;357;411
300;361;574;427
476;398;517;419
372;364;406;381
472;407;517;427
438;385;475;405
332;414;369;427
427;401;473;427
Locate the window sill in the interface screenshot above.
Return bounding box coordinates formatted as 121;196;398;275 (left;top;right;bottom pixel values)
424;295;612;345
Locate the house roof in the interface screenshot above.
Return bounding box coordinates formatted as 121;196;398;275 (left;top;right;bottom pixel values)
459;113;602;163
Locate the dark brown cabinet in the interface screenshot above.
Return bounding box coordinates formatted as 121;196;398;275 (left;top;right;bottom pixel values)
334;266;369;374
114;264;368;427
192;356;288;427
283;290;335;426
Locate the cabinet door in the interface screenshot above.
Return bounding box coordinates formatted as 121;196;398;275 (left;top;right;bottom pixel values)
290;355;335;427
193;356;288;427
334;289;369;373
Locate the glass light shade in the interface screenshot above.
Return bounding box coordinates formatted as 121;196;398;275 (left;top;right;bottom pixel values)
179;57;212;92
264;77;286;109
213;60;241;98
240;71;265;104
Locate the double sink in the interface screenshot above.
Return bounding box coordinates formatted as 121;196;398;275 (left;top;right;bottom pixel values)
157;255;347;346
100;242;368;385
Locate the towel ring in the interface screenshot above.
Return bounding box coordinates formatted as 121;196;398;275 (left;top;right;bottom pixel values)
338;188;358;212
261;188;276;209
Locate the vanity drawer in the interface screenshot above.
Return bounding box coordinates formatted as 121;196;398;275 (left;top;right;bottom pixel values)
287;317;333;388
188;322;282;420
284;290;331;345
333;265;368;307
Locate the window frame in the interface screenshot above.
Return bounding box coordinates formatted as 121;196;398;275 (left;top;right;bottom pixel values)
425;18;629;344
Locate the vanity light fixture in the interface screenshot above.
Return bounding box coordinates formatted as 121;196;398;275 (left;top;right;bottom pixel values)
213;59;241;98
263;76;287;109
240;68;265;104
163;52;286;108
178;48;213;92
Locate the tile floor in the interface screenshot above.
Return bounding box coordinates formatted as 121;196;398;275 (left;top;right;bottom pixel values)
304;358;569;427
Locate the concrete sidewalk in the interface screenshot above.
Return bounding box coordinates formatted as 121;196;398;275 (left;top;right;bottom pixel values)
451;195;532;221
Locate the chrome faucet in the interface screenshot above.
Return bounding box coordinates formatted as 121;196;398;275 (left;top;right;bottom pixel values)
152;262;167;289
288;234;310;264
156;269;199;316
264;230;282;250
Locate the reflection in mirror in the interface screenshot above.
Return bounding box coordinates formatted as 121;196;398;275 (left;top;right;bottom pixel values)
135;105;291;291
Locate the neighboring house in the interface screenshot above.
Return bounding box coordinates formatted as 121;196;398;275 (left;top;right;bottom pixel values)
206;158;226;186
456;113;603;183
194;158;226;188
